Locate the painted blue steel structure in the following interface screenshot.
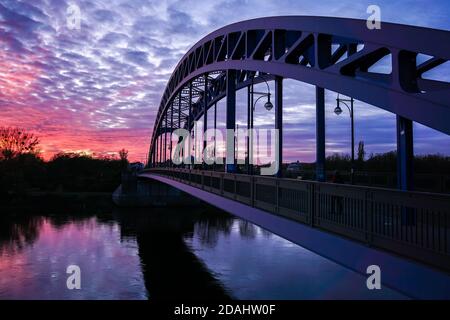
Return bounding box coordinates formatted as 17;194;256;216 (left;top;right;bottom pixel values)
148;16;450;186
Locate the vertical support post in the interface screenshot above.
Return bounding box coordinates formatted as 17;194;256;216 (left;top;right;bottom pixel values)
246;84;251;174
150;144;154;168
203;74;208;169
163;115;167;166
170;102;174;167
397;115;415;226
178;94;182;129
160;125;163;167
214;102;217;171
349;44;357;184
152;144;155;167
226;70;236;173
159;132;162;166
194;121;197;166
250;83;254;175
188;82;193;169
350;98;355;184
397;115;414;190
178;93;182;166
275;76;283;178
316;86;326;182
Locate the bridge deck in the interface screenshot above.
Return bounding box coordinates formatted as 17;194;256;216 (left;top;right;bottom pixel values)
140;171;450;299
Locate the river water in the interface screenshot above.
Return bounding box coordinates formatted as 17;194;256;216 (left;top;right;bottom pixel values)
0;196;406;300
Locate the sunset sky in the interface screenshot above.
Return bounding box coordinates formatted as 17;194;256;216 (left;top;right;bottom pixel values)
0;0;449;162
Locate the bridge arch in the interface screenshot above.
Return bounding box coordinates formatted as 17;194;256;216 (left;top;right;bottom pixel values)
148;16;450;188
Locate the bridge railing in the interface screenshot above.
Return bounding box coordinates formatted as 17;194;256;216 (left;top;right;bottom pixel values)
145;168;450;271
295;170;450;194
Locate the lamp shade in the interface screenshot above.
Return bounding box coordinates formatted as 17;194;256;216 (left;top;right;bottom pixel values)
264;100;274;111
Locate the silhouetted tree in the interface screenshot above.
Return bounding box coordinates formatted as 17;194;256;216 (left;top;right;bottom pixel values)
0;127;40;160
357;141;366;169
357;141;365;162
119;149;128;161
119;148;129;169
365;151;397;172
326;153;351;171
47;152;123;192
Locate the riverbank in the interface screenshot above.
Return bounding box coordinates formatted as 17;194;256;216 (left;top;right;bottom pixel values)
0;192;114;216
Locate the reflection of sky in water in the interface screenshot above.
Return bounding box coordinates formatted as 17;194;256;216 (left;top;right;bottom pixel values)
0;211;410;300
185;219;407;300
0;218;146;300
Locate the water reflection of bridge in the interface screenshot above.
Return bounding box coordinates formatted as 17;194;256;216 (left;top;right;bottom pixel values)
116;207;234;300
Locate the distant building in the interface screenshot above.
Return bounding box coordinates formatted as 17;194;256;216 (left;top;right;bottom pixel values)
286;161;302;174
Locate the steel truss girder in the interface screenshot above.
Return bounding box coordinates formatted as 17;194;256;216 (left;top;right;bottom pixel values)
149;16;450;163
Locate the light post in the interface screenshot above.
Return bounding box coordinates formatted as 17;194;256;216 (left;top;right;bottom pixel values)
251;77;273;112
334;94;355;184
248;76;273;175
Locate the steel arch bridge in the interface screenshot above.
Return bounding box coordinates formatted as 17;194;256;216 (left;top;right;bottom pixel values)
142;16;450;280
148;16;450;187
